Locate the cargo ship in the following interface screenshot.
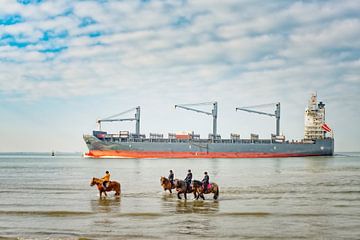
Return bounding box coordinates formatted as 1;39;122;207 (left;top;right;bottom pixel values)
83;94;334;158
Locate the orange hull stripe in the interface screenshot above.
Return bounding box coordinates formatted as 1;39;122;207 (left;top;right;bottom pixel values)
85;150;321;159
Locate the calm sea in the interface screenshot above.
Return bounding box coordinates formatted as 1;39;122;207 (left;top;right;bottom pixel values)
0;153;359;239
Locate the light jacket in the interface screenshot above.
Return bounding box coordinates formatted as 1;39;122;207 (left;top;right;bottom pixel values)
102;173;110;182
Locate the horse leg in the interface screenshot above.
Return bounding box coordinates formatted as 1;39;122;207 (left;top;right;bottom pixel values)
184;192;187;200
177;192;181;199
201;193;205;200
214;188;219;200
169;189;172;194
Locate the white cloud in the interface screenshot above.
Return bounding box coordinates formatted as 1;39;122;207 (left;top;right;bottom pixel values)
0;0;359;151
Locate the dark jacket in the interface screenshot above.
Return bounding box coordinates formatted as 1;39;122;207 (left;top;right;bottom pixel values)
202;175;209;184
168;173;174;182
184;172;192;183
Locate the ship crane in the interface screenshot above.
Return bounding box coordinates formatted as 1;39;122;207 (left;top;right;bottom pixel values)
175;102;218;142
97;106;140;137
236;102;281;136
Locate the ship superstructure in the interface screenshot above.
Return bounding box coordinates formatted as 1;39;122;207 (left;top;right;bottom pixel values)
304;93;330;140
83;94;334;158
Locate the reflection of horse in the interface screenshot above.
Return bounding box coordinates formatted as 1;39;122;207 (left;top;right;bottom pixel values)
175;199;219;214
174;179;196;200
192;180;219;200
90;198;121;213
160;176;175;193
90;177;121;197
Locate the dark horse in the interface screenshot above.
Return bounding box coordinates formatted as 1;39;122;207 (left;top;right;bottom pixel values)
90;177;121;197
160;176;175;193
192;180;219;200
174;179;196;200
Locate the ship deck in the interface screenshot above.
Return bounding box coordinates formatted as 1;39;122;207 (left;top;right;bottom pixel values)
98;137;314;145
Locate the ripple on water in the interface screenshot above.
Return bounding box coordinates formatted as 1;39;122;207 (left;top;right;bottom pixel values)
0;210;93;217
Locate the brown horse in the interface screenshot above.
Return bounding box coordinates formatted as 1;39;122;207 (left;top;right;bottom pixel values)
192;180;219;200
90;177;121;197
174;179;197;200
160;176;175;193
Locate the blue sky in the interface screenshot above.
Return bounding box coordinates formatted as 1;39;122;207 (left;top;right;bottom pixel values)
0;0;359;152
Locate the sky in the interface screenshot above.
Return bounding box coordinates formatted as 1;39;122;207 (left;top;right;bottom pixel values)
0;0;359;152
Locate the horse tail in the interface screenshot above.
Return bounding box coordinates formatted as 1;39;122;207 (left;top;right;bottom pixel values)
114;182;121;196
214;184;219;200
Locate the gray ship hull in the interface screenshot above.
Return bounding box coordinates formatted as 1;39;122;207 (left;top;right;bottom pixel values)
83;135;334;158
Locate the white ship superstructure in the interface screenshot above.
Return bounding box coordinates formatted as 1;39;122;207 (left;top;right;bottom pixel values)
304;93;327;140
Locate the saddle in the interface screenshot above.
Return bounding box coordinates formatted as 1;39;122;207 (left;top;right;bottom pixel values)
103;181;111;188
203;183;211;191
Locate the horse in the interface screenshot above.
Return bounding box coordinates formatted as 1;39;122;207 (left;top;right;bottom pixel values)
90;177;121;197
192;180;219;200
174;179;197;200
160;176;175;193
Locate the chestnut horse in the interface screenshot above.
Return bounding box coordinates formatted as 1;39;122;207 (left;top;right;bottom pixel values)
174;179;197;200
192;180;219;200
160;176;175;193
90;177;121;197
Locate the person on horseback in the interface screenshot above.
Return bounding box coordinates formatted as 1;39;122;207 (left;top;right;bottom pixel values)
168;170;174;188
101;171;110;189
202;171;209;193
184;169;192;192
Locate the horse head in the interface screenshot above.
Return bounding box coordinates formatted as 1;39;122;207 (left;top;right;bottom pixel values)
160;176;166;185
90;177;96;186
191;180;202;189
174;179;183;188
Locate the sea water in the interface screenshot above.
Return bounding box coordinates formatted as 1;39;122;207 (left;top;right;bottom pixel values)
0;153;359;239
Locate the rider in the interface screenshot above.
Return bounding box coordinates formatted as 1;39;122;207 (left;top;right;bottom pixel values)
168;170;174;188
202;171;209;193
101;171;110;189
184;169;192;192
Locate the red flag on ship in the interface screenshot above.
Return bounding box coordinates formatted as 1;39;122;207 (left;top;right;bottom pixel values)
322;123;332;132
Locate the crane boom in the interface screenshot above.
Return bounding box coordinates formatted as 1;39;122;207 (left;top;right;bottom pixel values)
236;102;280;136
174;105;212;116
175;102;218;142
235;108;275;117
97;106;141;137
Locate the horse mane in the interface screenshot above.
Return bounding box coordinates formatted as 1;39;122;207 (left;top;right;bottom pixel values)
92;177;104;184
193;180;202;184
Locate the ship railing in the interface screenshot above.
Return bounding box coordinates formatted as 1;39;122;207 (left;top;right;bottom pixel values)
118;137;275;144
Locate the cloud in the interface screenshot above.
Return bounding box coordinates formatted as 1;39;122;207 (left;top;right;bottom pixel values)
0;0;359;151
0;0;359;99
